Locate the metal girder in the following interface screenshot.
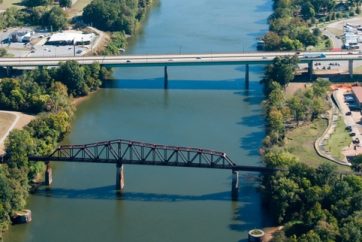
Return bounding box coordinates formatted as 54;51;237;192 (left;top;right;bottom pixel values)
27;139;277;173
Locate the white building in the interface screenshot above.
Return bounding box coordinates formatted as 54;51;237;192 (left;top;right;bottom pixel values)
46;32;95;46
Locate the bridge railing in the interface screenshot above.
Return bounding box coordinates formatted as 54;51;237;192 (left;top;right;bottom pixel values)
30;139;237;169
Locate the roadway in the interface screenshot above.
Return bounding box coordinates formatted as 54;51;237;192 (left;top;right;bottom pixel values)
0;51;362;68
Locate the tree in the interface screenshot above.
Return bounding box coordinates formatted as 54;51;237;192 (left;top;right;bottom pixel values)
263;31;281;50
261;56;299;95
59;0;72;8
301;2;316;20
56;61;87;96
351;155;362;172
5;129;34;169
42;6;67;31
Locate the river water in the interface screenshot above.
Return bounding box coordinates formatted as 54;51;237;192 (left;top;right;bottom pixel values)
5;0;272;241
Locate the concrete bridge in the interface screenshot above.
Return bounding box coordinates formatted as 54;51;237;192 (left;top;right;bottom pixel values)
1;51;361;88
24;139;278;200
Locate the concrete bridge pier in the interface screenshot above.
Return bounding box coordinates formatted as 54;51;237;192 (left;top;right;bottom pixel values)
308;61;313;81
245;64;249;89
164;66;168;89
349;60;354;79
116;163;125;191
231;170;239;201
6;66;13;77
44;162;53;186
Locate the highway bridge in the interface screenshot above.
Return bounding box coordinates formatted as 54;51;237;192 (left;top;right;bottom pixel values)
1;51;361;88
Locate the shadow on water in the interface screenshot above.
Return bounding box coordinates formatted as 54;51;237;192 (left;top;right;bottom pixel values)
34;185;248;203
103;77;246;90
229;176;273;242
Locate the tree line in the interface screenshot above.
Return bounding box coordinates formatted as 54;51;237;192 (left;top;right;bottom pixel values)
82;0;153;34
0;61;111;237
261;57;362;241
262;0;360;51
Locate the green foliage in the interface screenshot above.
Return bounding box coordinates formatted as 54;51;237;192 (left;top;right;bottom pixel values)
262;157;362;240
0;48;7;57
55;60;110;97
0;61;111;229
102;32;127;55
59;0;72;8
351;155;362;172
0;7;27;29
263;77;330;148
82;0;152;34
261;56;299;95
263;0;347;50
42;6;67;31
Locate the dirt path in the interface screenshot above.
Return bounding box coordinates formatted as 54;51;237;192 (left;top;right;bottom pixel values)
0;111;35;155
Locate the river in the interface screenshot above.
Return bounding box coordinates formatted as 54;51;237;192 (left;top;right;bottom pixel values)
4;0;272;241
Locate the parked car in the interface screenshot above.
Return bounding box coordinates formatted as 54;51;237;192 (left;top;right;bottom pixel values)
350;132;356;136
346;126;352;131
346;111;352;115
354;138;360;144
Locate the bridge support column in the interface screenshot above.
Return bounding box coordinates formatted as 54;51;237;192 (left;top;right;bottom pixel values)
6;66;12;77
308;61;313;81
349;60;353;79
231;170;239;201
164;66;168;89
44;162;52;186
245;64;249;89
116;163;125;191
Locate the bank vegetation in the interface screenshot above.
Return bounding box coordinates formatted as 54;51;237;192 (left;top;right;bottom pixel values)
0;61;111;238
263;0;362;51
261;56;362;241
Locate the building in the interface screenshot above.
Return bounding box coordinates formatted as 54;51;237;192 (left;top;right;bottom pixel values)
46;32;95;46
11;30;34;43
352;86;362;109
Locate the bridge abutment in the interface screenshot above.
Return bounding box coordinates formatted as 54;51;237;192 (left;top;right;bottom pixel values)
116;163;125;191
349;60;353;79
245;64;249;89
164;66;168;89
231;170;239;201
44;162;53;186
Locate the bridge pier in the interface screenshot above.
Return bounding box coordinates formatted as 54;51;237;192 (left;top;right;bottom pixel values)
349;60;354;79
231;170;239;201
308;61;313;81
164;66;168;89
6;66;13;77
44;162;52;186
116;163;125;191
245;64;249;89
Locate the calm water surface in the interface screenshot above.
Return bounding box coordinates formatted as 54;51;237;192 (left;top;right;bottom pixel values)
5;0;273;241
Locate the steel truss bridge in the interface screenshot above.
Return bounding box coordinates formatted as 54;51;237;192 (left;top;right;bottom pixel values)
27;139;277;200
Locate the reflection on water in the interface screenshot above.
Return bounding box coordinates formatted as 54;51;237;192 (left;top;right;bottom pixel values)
4;0;273;241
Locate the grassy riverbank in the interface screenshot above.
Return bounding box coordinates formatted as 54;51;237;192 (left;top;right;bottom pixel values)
326;116;352;160
284;118;329;167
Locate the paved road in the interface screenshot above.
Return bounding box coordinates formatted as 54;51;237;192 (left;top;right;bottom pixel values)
0;51;362;67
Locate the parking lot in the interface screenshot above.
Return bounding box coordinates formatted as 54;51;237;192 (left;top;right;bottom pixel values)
334;89;362;157
0;27;94;57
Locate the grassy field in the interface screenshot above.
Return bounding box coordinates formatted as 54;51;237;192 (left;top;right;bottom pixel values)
0;112;16;139
326;117;351;160
283;119;351;172
0;0;22;10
